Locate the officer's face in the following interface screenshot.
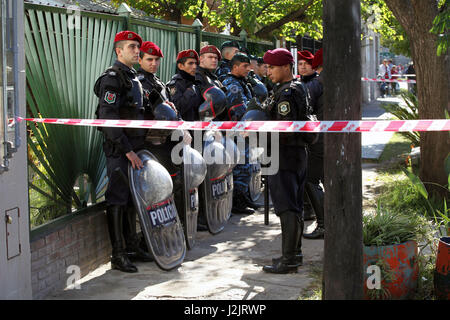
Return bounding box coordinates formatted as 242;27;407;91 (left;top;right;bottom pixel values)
200;53;219;71
117;40;141;67
267;64;290;83
139;53;161;74
234;62;251;78
178;58;198;76
298;60;314;76
257;63;268;77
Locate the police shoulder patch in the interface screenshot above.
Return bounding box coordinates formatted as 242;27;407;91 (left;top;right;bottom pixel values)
169;86;177;96
104;91;117;104
277;101;290;116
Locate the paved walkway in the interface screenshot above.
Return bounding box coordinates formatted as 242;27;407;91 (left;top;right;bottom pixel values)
361;96;402;160
46;97;401;300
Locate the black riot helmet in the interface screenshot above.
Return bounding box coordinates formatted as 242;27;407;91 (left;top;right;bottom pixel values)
241;109;269;121
153;102;178;121
198;86;227;120
252;80;268;103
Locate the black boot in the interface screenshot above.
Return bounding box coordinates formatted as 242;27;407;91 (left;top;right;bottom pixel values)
232;194;255;215
303;183;325;239
303;191;316;221
106;205;138;272
123;206;154;262
263;212;299;274
272;215;303;266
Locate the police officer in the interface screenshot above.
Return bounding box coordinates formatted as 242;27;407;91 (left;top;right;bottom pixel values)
94;31;152;273
222;53;256;215
261;48;317;274
256;57;274;94
196;45;224;93
301;48;325;240
167;50;203;121
216;41;241;82
296;50;317;222
297;49;324;238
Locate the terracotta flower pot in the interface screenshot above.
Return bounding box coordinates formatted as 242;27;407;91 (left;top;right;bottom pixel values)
363;240;418;299
434;236;450;300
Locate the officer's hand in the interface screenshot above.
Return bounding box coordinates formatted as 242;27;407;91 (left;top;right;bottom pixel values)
126;151;144;170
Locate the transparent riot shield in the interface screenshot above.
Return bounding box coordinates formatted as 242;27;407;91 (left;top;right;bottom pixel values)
181;144;207;249
128;149;186;271
200;131;232;234
248;146;265;202
222;135;240;218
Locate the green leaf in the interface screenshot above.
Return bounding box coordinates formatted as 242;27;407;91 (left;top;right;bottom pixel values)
402;168;429;200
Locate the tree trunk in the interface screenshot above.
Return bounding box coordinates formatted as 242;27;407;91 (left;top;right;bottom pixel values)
322;0;363;300
385;0;450;198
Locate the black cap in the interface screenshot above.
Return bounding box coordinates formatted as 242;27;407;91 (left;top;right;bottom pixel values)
231;52;251;67
221;40;241;51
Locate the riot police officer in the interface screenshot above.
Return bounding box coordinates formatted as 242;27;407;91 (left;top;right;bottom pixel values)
222;53;256;215
167;50;203;121
261;48;317;274
216;41;241;82
94;31;151;273
301;48;325;239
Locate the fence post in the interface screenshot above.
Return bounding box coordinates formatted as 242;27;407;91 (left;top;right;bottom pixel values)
192;18;203;52
117;3;132;30
239;29;247;49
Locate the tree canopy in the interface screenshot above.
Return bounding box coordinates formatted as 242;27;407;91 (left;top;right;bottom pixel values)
112;0;323;41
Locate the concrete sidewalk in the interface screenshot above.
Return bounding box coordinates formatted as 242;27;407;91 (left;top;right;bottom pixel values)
46;209;323;300
361;96;403;160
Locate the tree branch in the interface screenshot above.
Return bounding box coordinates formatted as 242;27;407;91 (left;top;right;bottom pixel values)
255;0;314;38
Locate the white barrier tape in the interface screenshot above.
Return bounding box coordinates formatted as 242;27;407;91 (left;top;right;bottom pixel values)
16;117;450;133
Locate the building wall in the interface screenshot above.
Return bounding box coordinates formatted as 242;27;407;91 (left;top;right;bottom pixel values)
30;206;111;300
0;0;32;300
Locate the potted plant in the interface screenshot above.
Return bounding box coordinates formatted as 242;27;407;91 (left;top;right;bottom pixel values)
403;154;450;300
362;204;432;300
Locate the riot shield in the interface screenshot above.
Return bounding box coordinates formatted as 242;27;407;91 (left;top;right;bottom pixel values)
128;149;186;271
248;146;265;202
222;135;240;217
200;130;232;234
181;144;207;249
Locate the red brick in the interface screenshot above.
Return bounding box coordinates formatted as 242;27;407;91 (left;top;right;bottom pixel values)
30;238;45;252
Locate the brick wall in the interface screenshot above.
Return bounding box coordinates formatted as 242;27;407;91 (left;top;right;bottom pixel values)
30;204;111;299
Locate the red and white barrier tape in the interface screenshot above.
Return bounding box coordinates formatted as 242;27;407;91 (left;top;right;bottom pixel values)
15;117;450;133
361;77;416;83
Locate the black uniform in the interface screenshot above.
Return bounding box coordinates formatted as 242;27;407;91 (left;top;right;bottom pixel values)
263;78;316;274
167;70;203;121
94;60;152;273
215;59;232;83
95;61;147;206
301;72;325;239
137;68;184;228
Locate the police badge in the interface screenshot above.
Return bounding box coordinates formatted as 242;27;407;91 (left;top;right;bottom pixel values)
278;101;290;116
104;91;117;104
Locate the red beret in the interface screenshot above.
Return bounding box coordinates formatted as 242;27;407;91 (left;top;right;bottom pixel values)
312;48;323;69
140;41;163;58
114;31;142;46
298;50;314;63
200;45;222;60
176;49;199;63
263;48;294;66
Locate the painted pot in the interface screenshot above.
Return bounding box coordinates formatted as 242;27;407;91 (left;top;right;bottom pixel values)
434;236;450;300
363;240;418;300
